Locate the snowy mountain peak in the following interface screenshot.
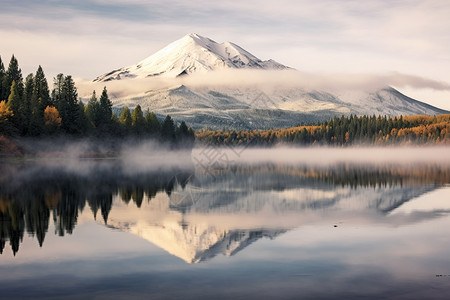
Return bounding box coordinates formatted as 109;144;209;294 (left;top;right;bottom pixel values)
93;34;290;82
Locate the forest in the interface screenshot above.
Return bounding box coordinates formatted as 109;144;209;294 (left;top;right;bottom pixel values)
1;54;449;152
0;55;195;145
197;114;450;146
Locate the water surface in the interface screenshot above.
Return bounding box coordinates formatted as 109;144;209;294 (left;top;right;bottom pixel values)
1;148;450;299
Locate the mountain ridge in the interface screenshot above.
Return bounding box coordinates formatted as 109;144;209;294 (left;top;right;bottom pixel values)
92;34;449;129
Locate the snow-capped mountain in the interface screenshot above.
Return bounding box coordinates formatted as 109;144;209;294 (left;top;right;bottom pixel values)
94;33;288;81
92;34;449;128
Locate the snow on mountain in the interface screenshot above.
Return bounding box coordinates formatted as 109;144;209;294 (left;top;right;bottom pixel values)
110;85;448;129
94;33;289;81
92;33;449;129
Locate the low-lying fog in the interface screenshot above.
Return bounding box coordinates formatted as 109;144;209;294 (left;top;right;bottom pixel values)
3;140;449;182
198;146;450;166
13;138;450;167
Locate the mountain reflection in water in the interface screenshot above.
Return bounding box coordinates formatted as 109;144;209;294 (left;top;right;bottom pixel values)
0;159;449;262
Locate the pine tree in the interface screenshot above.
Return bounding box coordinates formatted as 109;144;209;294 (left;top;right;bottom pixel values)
145;109;160;136
59;75;80;134
177;121;188;135
52;73;64;120
161;115;175;141
187;127;195;142
33;66;51;109
131;105;145;135
119;107;132;133
176;121;194;146
77;100;90;135
6;81;23;132
176;121;188;142
98;86;112;126
85;90;100;128
3;55;23;101
110;114;122;136
0;56;5;101
23;74;34;135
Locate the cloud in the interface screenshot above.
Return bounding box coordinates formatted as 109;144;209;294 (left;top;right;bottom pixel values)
75;69;450;100
1;0;449;108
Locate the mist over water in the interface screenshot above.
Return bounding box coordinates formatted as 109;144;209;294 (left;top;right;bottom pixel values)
209;146;450;163
1;146;450;299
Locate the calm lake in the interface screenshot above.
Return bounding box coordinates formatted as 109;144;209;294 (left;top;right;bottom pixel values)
1;147;450;299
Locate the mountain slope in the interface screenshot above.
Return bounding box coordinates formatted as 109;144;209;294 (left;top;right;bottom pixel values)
110;85;448;129
92;34;449;129
94;33;289;81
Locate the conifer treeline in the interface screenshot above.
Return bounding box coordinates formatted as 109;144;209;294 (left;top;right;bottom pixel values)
197;114;450;146
0;55;195;144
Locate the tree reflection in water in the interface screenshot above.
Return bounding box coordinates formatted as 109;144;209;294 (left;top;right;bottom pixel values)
0;160;449;256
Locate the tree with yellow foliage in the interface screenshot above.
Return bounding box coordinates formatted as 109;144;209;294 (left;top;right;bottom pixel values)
0;100;14;134
43;105;61;134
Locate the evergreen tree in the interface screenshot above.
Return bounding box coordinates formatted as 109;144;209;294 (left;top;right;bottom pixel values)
3;55;23;101
6;81;23;132
98;86;112;126
119;107;132;133
0;56;5;101
176;121;195;146
33;66;51;109
77;100;90;135
131;105;145;135
52;73;64;106
52;73;65;123
59;75;80;134
145;109;160;135
177;121;189;136
85;90;100;128
187;127;195;141
161;115;175;141
110;114;122;136
23;74;34;135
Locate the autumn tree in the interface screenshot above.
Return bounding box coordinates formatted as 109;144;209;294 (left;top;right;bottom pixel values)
0;100;14;134
43;106;62;134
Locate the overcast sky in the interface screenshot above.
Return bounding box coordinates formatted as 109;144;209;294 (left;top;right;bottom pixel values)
1;0;449;109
